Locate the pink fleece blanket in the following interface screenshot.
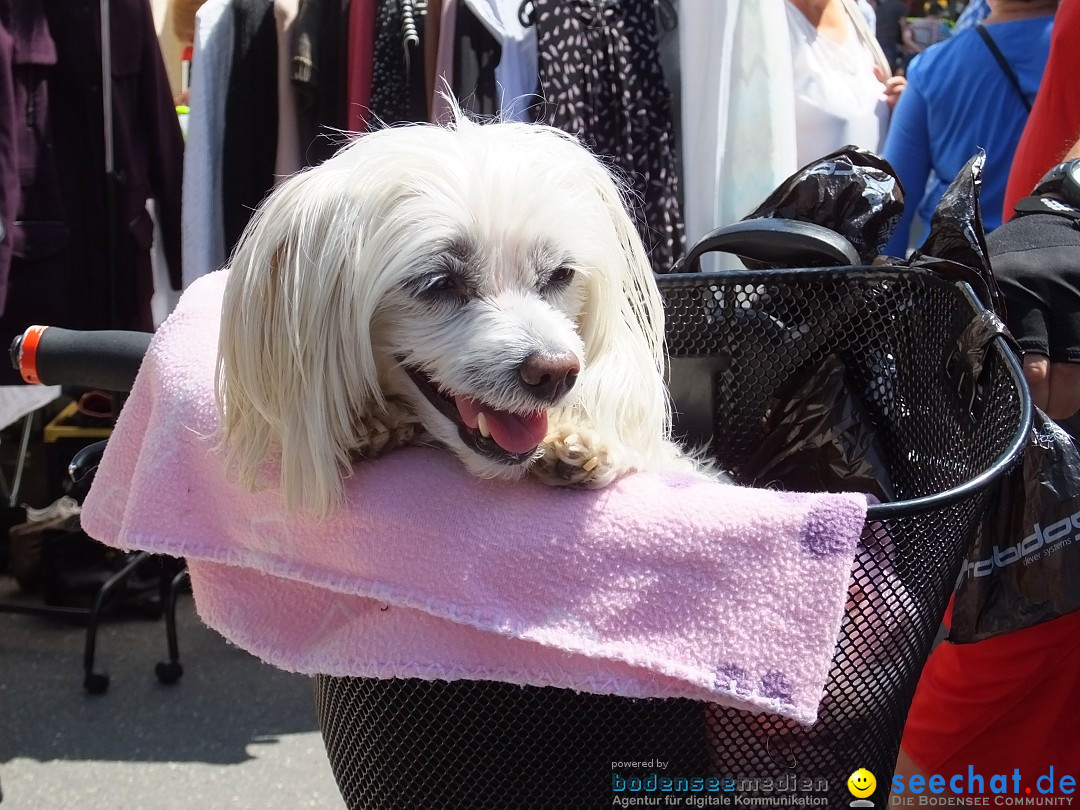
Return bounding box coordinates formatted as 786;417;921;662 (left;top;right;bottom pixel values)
80;271;868;726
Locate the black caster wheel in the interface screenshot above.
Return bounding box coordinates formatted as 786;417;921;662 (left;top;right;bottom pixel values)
84;672;110;694
155;661;183;684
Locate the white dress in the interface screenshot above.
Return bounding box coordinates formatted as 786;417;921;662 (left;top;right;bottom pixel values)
785;1;889;168
679;0;890;268
678;0;797;257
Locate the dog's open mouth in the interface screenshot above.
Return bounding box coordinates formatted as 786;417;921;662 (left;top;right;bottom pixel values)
404;367;546;463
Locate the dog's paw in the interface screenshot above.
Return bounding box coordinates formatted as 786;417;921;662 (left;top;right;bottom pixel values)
350;398;422;459
530;425;622;488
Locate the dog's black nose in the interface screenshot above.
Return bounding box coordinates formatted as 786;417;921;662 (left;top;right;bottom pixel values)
518;350;579;401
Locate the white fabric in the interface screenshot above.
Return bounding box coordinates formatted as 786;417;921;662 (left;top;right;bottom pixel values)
679;0;889;270
857;0;876;32
147;198;181;327
0;386;60;432
841;0;893;79
181;0;234;289
460;0;538;121
785;1;889;168
679;0;796;269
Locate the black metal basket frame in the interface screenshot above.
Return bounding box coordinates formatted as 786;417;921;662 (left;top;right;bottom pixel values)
658;267;1033;519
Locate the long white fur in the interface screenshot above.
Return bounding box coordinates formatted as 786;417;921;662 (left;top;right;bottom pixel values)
216;114;694;515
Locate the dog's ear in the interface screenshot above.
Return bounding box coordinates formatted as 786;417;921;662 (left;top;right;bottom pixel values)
216;162;387;516
568;156;680;467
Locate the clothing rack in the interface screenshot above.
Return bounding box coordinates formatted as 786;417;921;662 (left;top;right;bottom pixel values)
0;2;185;693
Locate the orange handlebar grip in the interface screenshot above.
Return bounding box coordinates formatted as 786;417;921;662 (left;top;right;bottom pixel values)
19;325;47;385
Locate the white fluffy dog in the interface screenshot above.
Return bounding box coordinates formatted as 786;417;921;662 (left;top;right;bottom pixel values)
215;115;700;515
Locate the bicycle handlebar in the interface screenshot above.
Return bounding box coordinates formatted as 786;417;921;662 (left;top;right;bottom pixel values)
11;326;152;393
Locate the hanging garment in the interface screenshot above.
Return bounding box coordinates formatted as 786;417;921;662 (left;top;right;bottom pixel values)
430;0;458;123
679;0;795;267
183;0;234;287
371;0;428;126
0;0;183;383
460;0;538;120
453;2;500;118
222;0;278;254
290;0;347;163
0;10;20;310
532;0;684;274
345;0;378;133
424;0;443;108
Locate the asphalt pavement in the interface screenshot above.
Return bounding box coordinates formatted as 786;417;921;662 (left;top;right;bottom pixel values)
0;574;345;809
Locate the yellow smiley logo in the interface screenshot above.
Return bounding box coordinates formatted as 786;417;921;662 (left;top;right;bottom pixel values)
848;768;877;798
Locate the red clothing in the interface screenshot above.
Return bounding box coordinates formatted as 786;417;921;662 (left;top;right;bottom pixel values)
1002;0;1080;218
346;0;377;133
901;605;1080;796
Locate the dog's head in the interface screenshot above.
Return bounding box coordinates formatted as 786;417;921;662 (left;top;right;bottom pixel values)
216;116;673;513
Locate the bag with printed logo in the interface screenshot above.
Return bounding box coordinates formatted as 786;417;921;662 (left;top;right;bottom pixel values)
950;408;1080;643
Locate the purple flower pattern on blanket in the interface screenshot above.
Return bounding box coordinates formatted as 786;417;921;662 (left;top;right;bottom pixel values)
759;669;794;703
714;663;795;707
713;663;752;697
799;500;863;559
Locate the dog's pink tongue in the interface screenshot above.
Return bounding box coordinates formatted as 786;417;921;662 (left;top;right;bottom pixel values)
455;397;548;454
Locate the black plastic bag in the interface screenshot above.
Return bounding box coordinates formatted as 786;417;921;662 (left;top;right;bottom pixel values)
741;354;895;502
683;149;1080;646
950;409;1080;643
904;150;1008;317
743;145;905;265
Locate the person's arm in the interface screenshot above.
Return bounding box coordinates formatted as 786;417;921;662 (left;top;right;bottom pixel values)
901;20;917;52
874;64;907;110
990;137;1080;421
902;19;926;54
882;64;933;257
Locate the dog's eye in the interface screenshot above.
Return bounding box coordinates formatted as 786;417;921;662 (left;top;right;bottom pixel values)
544;265;576;290
417;273;459;296
410;265;473;305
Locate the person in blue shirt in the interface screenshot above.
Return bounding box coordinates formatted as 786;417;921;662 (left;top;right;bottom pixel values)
881;0;1055;257
952;0;991;31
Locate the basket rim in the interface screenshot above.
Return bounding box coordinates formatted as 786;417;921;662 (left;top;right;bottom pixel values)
657;264;964;288
655;270;1034;521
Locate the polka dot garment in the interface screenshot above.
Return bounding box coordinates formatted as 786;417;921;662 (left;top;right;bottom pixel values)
532;0;685;274
369;0;428;128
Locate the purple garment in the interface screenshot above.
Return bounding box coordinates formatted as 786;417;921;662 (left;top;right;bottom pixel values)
0;0;60;317
0;0;184;382
0;22;14;299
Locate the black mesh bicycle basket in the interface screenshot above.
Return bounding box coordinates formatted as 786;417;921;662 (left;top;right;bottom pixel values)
316;266;1031;810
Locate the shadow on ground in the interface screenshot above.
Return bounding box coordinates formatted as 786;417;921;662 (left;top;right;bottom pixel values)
0;577;322;765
